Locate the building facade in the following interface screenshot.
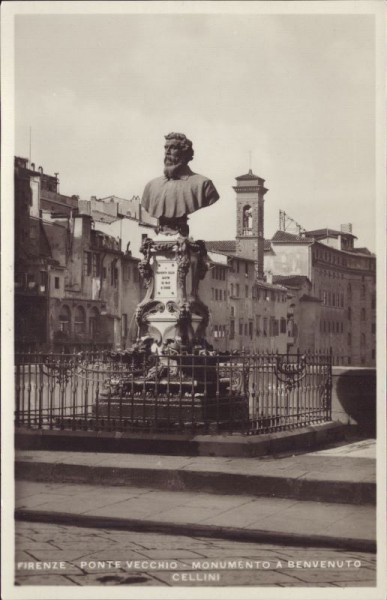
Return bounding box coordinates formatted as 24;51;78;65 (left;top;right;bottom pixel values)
14;157;142;350
265;227;376;366
14;157;376;364
204;171;290;353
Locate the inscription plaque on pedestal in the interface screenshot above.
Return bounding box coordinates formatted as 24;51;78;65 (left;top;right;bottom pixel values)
154;260;177;299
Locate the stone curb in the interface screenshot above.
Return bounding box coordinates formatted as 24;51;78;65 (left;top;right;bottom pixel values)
15;460;376;505
15;421;346;458
15;509;376;554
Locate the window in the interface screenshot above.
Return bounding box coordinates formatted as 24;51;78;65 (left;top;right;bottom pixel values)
347;333;352;345
271;318;279;336
361;308;366;321
361;333;366;345
245;262;249;276
223;290;226;301
348;307;351;320
256;315;261;335
371;294;376;309
347;283;352;299
361;285;366;300
244;323;248;336
54;277;60;290
239;320;243;336
245;285;248;298
236;284;240;297
84;251;92;276
372;323;376;334
263;318;268;336
58;305;71;335
89;307;99;337
121;314;128;339
93;253;101;277
110;262;118;287
236;262;240;274
231;306;235;317
40;271;48;287
230;320;235;339
249;321;253;338
230;283;234;297
372;349;375;360
280;318;287;334
74;306;86;334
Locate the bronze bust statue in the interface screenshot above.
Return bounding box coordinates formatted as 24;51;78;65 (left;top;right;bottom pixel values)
141;132;219;235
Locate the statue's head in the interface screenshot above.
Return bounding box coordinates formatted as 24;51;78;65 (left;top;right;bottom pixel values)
164;132;194;178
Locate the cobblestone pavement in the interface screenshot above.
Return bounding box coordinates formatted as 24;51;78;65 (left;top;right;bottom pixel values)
14;521;376;587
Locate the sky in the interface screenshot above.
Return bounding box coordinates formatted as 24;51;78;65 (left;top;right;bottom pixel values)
14;10;377;250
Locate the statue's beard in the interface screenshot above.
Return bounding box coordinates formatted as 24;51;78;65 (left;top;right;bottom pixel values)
163;157;186;179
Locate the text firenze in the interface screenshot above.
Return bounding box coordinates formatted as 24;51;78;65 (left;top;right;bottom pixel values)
17;559;363;571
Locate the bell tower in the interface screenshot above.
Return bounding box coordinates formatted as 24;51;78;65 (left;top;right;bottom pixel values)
233;169;268;280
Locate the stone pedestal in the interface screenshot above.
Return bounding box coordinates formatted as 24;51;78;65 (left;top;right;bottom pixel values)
136;234;210;351
97;234;249;431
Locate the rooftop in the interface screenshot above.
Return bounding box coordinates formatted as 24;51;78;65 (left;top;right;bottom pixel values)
299;294;321;303
271;230;312;244
91;210;119;224
304;228;357;240
206;240;272;255
272;275;311;288
235;169;264;182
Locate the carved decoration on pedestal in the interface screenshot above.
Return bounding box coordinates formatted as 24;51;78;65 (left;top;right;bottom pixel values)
135;236;210;351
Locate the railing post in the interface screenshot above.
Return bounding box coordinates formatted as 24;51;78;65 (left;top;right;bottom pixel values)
38;351;43;429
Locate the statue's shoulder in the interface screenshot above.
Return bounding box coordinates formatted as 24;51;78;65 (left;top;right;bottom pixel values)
187;171;212;185
143;176;165;194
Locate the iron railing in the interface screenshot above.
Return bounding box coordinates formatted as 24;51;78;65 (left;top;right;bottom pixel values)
14;349;332;435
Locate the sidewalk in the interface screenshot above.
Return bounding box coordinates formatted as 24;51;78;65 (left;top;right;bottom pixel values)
14;439;376;552
15;438;376;504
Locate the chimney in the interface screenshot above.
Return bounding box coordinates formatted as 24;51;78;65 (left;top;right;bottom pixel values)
38;166;43;174
341;223;352;234
31;162;35;171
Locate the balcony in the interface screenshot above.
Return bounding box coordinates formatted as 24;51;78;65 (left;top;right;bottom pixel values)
91;231;120;252
14;281;48;296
